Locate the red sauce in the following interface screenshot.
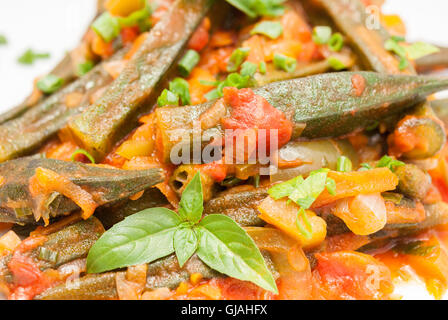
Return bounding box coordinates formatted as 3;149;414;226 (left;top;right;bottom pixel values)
351;74;366;97
221;87;293;160
188;18;210;52
6;236;60;300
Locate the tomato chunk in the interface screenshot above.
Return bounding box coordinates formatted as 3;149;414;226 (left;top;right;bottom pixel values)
313;251;394;300
221;87;293;160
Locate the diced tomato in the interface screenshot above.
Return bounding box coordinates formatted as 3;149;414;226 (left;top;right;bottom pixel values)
313;251;394;300
121;26;140;46
7;237;60;300
221;87;293;160
199;161;227;182
188;18;210;52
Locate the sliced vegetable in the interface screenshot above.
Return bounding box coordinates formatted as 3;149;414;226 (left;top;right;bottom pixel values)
69;0;213;161
0;156;164;224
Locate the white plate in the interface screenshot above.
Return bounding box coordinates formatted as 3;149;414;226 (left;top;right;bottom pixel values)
0;0;447;300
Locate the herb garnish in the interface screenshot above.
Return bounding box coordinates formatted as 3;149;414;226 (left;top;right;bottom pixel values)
268;168;336;238
17;49;50;65
87;172;278;293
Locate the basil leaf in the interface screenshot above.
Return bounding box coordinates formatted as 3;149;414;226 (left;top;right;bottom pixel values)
87;207;181;273
405;42;440;60
174;227;198;267
178;172;204;223
268;176;304;200
196;214;278;293
289;170;328;209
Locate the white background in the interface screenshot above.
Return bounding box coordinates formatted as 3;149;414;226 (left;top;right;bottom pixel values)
0;0;447;300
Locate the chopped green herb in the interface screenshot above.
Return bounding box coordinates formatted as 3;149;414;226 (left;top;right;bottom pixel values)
384;37;409;71
157;89;179;107
92;12;121;43
71;148;96;164
118;3;152;29
326;178;336;195
405;42;440;60
251;21;283;39
169;78;191;105
259;61;267;74
273;53;296;73
0;34;7;45
376;155;405;171
77;61;95;76
37;75;64;94
337;156;352;172
178;50;200;77
312;26;332;45
227;47;250;72
18;49;50;65
225;0;285;18
328;32;344;52
359;163;373;171
240;61;258;77
327;56;347;70
204;88;222;101
296;207;313;239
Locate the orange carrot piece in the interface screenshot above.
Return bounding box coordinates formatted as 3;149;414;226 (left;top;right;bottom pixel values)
312;168;399;208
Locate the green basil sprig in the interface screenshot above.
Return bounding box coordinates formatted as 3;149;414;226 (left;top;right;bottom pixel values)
268;168;336;238
87;172;278;293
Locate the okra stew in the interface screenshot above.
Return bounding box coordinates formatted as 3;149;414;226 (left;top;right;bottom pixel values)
1;0;448;300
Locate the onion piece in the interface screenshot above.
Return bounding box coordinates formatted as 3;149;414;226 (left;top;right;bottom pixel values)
332;193;387;235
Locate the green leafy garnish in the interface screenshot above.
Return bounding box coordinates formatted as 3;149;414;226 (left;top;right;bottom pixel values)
0;34;7;45
226;0;285;18
77;61;95;77
36;75;64;94
18;49;50;65
169;78;191;106
240;61;258;77
87;173;278;293
227;47;250;72
178;50;200;77
327;56;347;70
337;156;352;172
70;148;96;164
250;21;283;39
157;89;179;107
404;42;440;60
385;37;408;71
92;12;121;42
273;53;296;73
259;61;267;74
268;168;335;239
312;26;332;45
376;155;405;171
